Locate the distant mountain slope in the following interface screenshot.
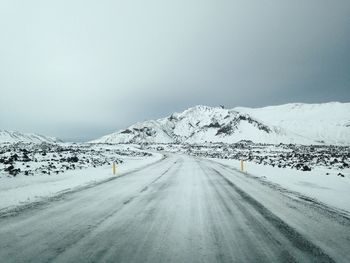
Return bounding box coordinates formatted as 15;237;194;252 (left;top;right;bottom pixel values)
0;130;61;144
91;102;350;145
235;102;350;145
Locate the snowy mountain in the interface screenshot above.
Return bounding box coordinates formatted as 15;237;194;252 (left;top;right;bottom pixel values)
235;102;350;145
0;130;61;144
91;102;350;145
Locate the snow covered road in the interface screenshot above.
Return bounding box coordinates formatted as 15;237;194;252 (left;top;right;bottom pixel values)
0;155;349;263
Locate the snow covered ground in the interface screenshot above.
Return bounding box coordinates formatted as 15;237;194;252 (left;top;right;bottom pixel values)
1;154;349;262
146;142;350;214
0;144;163;212
0;142;153;177
209;158;350;214
148;142;350;172
1;140;349;221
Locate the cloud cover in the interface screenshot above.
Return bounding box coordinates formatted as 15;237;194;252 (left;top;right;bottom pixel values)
0;0;349;141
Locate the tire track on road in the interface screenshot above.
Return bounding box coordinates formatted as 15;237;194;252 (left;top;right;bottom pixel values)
207;158;350;223
50;158;183;263
0;155;168;219
207;165;335;262
198;162;297;262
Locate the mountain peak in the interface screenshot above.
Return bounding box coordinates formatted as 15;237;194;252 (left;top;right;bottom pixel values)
91;102;350;145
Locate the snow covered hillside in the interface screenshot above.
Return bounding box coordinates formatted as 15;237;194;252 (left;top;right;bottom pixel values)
0;130;61;144
91;102;350;145
236;102;350;145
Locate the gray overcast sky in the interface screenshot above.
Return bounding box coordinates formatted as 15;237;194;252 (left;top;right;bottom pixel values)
0;0;349;141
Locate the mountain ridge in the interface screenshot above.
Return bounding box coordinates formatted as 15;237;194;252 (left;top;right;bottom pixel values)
0;130;62;144
91;102;350;145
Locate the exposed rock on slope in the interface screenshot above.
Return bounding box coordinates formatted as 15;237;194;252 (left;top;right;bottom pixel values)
91;102;350;145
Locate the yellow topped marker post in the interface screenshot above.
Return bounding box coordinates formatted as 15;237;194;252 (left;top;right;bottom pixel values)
240;160;244;172
112;162;116;175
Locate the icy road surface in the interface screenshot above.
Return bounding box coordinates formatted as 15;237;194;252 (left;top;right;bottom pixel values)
0;155;349;263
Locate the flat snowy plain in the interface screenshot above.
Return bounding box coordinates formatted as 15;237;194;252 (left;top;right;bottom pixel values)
0;143;349;262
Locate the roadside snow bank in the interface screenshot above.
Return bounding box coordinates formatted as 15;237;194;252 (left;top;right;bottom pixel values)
0;153;163;211
209;158;350;213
